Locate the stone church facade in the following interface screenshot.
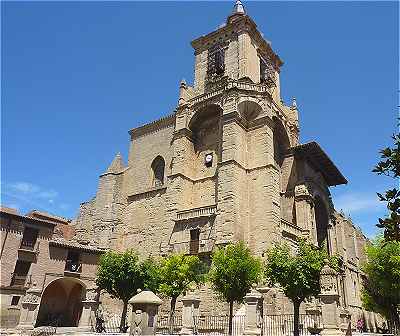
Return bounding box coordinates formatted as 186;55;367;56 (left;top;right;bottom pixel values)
70;1;376;327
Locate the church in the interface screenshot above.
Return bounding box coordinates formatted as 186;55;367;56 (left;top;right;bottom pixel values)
0;1;378;332
73;0;372;325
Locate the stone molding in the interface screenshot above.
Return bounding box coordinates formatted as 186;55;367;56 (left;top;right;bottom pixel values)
218;159;278;174
127;187;167;203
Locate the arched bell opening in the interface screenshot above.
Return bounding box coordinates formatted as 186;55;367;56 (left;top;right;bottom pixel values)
35;277;86;327
314;196;330;252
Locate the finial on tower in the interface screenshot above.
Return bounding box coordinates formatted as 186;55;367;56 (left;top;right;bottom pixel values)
291;97;297;109
227;0;246;24
232;0;245;15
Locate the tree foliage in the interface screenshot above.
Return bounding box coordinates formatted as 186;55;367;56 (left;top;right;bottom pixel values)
158;253;206;330
373;131;400;241
96;250;157;332
208;241;262;335
264;240;337;336
361;239;400;328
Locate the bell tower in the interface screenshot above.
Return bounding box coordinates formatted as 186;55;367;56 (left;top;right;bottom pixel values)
190;0;283;101
168;1;299;255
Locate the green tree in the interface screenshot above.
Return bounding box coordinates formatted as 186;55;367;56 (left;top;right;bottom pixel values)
373;130;400;241
361;238;400;329
96;250;157;332
208;241;262;335
158;253;206;331
264;240;337;336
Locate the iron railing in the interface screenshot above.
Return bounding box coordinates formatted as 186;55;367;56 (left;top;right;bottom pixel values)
263;314;322;336
157;315;182;334
194;315;245;335
90;313;129;334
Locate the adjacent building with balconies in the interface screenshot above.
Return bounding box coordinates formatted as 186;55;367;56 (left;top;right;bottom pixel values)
0;207;104;329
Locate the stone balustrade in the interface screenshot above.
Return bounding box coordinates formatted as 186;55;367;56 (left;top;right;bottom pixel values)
189;78;271;106
176;205;217;221
280;219;307;238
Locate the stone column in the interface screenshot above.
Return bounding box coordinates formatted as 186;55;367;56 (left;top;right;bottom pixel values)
319;260;342;336
129;290;163;336
243;287;263;336
78;287;99;331
17;283;42;330
180;294;201;335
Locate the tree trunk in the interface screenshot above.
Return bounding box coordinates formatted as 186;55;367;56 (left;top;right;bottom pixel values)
119;301;128;333
293;300;301;336
169;296;177;334
228;300;234;336
390;307;400;333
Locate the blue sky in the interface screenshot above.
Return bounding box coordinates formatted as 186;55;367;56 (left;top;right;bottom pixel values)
1;1;398;238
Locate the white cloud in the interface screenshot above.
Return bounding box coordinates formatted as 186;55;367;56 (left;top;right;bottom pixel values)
9;182;58;201
10;182;39;194
333;192;385;214
2;181;67;214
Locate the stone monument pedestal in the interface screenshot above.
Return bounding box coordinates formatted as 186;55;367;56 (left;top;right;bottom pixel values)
129;289;163;336
179;294;201;335
243;287;263;336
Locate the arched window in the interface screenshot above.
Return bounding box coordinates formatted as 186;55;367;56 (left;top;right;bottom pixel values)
151;156;165;187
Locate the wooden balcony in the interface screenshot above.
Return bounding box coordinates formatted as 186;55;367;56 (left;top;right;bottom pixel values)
18;239;39;262
10;274;29;289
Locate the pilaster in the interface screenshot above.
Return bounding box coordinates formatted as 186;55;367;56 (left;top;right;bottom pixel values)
294;184;315;240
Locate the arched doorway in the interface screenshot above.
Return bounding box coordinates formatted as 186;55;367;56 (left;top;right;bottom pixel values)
36;277;86;327
314;197;329;252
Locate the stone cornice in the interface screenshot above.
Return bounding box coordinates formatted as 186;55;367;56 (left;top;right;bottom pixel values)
167;172;216;184
172;128;194;142
219;159;277;173
99;166;129;178
129;113;175;140
127;186;167;203
291;142;347;186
